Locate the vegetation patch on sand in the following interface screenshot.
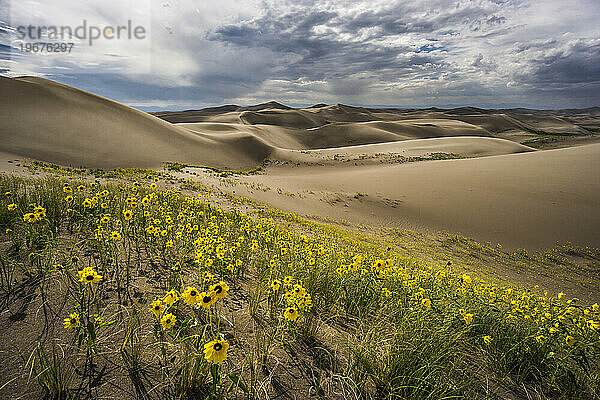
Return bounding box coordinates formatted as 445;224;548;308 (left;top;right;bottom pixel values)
165;161;267;177
0;166;599;400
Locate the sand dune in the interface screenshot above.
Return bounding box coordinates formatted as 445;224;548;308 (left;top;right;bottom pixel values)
0;77;265;169
436;114;532;134
239;109;328;129
305;119;492;143
152;101;292;123
179;119;533;165
180;118;494;150
181;123;308;149
505;113;587;135
156;102;598;138
270;137;533;165
231;143;600;249
155;100;600;151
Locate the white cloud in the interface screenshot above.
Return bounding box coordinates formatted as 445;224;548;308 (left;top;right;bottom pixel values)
1;0;599;108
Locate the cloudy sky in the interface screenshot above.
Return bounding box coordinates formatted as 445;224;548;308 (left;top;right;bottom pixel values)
1;0;600;110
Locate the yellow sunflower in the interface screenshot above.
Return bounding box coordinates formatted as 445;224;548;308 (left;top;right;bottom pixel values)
284;306;299;322
123;209;133;220
109;231;122;241
182;286;200;305
199;291;217;309
421;298;432;309
203;339;229;364
63;313;80;329
536;335;547;344
78;267;103;285
565;335;575;346
23;213;38;223
161;313;176;330
149;299;164;317
270;279;281;292
163;290;178;306
209;281;229;300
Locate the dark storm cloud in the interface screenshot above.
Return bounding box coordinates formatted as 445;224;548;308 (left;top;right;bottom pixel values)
200;0;599;108
506;37;600;108
208;3;452;86
522;40;600;85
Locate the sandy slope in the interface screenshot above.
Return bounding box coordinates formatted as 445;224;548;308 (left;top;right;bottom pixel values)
0;77;266;169
269;137;533;166
228;143;600;249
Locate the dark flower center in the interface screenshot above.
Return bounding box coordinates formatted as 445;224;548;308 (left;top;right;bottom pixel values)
289;309;295;314
166;319;171;324
203;296;212;303
214;343;222;351
154;306;160;310
215;285;223;294
86;275;94;281
190;290;197;296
